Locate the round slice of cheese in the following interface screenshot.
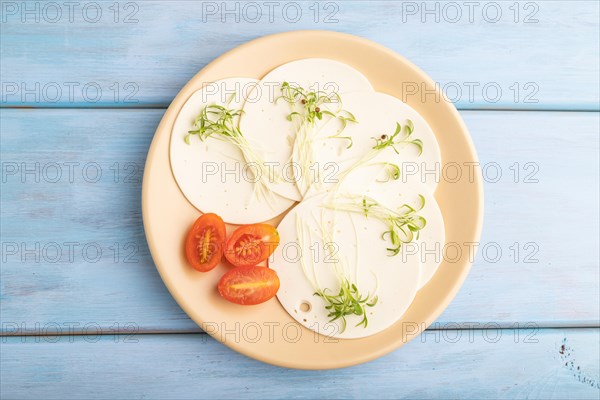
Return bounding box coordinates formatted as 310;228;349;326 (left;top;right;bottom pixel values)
239;59;374;202
170;78;295;224
309;91;442;197
271;191;421;339
338;174;446;289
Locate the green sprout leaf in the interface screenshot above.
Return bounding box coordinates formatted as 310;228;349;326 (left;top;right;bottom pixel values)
372;120;423;155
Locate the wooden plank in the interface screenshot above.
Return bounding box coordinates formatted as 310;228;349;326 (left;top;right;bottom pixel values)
1;109;598;333
1;329;599;399
1;1;598;109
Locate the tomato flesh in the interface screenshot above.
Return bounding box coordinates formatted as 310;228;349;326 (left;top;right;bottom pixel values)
185;213;226;272
225;224;280;267
217;266;280;305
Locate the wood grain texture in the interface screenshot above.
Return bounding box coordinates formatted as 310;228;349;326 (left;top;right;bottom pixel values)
1;109;598;333
1;1;598;109
1;1;599;394
1;329;599;399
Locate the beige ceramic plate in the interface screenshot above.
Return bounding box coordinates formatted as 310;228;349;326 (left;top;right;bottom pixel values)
142;30;484;369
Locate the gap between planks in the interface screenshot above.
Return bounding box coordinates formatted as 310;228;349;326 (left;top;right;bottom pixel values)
1;106;599;112
2;324;599;337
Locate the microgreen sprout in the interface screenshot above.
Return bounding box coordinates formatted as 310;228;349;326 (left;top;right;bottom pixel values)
372;121;422;155
278;81;357;130
185;103;242;144
334;120;421;187
315;280;378;330
277;82;357;194
324;193;427;256
185;101;279;204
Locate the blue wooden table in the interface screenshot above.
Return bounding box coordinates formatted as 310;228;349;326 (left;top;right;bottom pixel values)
1;1;599;398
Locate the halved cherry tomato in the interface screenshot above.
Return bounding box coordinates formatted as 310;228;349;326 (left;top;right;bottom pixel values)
217;266;280;305
224;224;280;267
185;213;226;272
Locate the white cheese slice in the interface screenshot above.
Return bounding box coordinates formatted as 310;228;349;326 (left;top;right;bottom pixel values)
271;191;422;339
170;78;295;224
239;59;374;202
309;91;442;197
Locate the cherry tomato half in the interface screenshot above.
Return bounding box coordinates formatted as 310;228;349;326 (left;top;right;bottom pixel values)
224;224;280;267
217;266;280;305
185;213;226;272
